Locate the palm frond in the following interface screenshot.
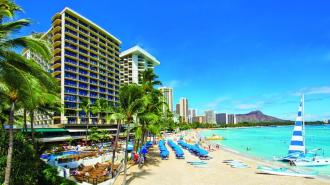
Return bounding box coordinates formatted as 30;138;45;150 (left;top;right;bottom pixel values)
0;19;30;37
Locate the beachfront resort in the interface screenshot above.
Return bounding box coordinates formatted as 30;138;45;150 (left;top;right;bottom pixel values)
1;1;330;185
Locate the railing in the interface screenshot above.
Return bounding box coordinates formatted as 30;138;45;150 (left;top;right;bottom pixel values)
79;84;87;88
79;56;88;61
65;51;77;57
79;77;88;82
64;74;76;79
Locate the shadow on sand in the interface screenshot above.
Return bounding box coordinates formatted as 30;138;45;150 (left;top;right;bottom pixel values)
125;147;162;185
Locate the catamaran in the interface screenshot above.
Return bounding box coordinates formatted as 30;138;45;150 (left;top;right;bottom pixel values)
274;95;312;161
275;95;330;167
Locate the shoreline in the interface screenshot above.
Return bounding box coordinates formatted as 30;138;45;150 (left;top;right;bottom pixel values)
219;144;330;182
198;128;330;181
114;134;330;185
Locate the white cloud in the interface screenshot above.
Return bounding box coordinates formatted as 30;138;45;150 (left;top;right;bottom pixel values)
163;79;187;88
294;86;330;96
205;97;230;109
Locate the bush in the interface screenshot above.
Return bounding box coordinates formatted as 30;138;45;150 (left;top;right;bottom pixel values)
0;128;76;185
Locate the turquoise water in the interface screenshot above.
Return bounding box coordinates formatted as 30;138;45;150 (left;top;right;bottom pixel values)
201;125;330;176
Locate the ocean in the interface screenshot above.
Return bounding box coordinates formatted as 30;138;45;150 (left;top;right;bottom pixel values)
201;125;330;176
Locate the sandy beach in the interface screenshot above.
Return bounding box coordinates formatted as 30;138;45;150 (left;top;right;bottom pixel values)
113;130;330;185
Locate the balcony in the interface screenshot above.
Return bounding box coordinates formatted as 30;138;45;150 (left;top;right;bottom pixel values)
65;51;77;58
79;62;88;68
79;77;88;82
65;66;77;72
64;95;76;101
65;20;78;29
64;88;77;94
78;84;88;89
90;66;97;71
64;73;77;79
90;81;97;85
90;73;97;78
79;56;88;62
52;60;61;68
64;81;77;87
65;43;77;50
79;69;88;75
65;28;77;36
78;90;88;96
65;58;77;65
65;35;77;43
79;41;88;49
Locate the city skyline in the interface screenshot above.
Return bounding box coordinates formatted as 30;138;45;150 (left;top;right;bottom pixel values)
18;1;330;121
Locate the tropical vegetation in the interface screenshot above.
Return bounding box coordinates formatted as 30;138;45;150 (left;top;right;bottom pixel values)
0;0;61;184
0;1;171;185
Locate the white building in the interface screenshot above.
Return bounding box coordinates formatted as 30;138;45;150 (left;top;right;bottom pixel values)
204;110;216;124
179;98;189;123
159;87;173;112
228;114;237;124
120;45;160;85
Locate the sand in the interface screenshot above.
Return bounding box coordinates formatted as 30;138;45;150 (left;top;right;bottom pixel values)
114;145;330;185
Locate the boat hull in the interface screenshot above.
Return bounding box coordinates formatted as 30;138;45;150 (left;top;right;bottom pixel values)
294;159;330;167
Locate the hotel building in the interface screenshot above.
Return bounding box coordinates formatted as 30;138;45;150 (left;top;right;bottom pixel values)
216;113;228;125
159;87;173;113
50;8;121;124
204;110;216;124
192;116;205;123
179;98;189;123
119;45;160;85
228;114;237;124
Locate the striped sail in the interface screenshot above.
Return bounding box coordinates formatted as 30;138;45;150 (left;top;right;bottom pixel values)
288;96;305;154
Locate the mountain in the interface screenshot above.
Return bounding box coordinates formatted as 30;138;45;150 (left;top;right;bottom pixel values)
236;110;284;123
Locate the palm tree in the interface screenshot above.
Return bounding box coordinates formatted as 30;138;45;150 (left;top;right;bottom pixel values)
91;98;108;124
137;69;165;151
108;106;124;175
117;84;144;185
0;1;56;184
79;97;91;144
140;68;162;93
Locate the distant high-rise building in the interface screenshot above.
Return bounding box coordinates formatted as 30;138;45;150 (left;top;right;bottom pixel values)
120;45;160;85
228;114;237;124
176;103;180;115
192;116;205;123
179;98;189;122
216;113;228;125
159;87;173;113
188;109;197;123
204;110;216;124
189;109;197;117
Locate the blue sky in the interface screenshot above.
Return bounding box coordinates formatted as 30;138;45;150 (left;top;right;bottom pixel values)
17;0;330;121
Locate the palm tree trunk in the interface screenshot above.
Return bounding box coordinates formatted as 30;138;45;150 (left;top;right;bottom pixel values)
30;111;35;144
111;120;120;175
4;101;15;185
23;109;27;133
86;121;89;145
123;118;132;185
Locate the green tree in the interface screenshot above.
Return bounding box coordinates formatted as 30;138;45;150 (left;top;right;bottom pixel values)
0;1;58;183
117;84;145;185
79;97;91;144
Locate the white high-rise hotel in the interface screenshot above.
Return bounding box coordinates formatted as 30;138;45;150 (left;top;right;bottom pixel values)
159;87;173;112
120;45;160;85
23;8;160;125
179;98;189;123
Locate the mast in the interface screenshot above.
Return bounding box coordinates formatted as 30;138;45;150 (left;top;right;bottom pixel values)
302;94;305;154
